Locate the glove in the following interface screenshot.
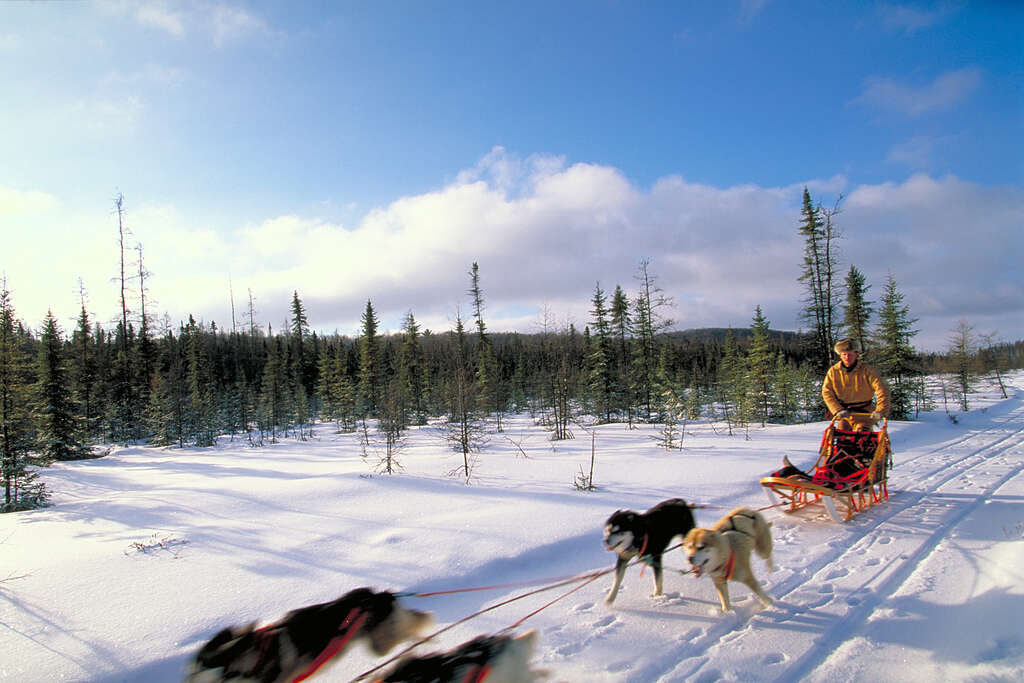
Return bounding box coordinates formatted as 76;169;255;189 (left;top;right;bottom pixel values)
835;410;851;419
870;411;882;423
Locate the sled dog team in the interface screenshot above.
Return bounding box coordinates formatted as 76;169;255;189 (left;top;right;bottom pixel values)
187;499;774;683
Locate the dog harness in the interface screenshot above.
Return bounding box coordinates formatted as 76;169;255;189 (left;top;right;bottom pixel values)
291;608;367;683
462;663;493;682
716;551;736;581
708;512;756;580
722;511;758;537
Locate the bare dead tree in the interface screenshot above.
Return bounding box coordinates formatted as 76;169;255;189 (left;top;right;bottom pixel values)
114;193;132;354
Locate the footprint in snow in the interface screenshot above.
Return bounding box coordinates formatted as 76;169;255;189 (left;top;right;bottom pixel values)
695;668;722;683
679;627;703;642
827;567;849;579
607;659;632;673
762;652;786;665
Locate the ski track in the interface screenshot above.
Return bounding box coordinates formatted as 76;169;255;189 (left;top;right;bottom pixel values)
654;402;1024;682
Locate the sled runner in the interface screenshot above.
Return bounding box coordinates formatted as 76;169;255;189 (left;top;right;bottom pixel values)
760;413;893;522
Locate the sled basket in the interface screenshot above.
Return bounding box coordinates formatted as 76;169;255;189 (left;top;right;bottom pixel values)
760;414;893;522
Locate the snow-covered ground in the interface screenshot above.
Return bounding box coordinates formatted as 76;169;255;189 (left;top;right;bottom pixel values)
3;373;1023;682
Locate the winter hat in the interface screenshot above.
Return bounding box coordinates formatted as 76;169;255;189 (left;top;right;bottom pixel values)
834;338;861;354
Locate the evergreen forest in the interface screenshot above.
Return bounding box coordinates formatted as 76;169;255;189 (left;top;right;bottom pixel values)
3;191;1021;511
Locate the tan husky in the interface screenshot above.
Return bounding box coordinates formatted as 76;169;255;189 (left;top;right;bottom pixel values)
683;507;775;612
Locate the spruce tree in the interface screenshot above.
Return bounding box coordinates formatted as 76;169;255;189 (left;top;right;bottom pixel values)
71;283;97;443
631;260;673;421
397;311;427;426
35;312;89;460
289;290;313;395
185;316;216;446
716;329;747;436
797;188;842;374
468;263;502;430
375;378;405;474
259;337;286;442
145;365;177;447
1;283;45;511
610;284;633;424
947;318;976;412
872;274;919;420
771;353;798;424
316;343;338;422
746;306;774;426
587;283;614;423
445;313;485;477
842;265;873;352
333;346;357;432
357;300;381;416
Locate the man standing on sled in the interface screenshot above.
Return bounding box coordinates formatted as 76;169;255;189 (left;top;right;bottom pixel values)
822;338;891;431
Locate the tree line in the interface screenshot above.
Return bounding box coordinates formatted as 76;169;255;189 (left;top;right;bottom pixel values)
2;190;1020;510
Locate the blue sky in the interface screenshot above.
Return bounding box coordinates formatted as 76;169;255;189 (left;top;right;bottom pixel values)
2;0;1022;350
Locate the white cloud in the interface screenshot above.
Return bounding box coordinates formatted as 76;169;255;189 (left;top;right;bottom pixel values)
886;135;935;169
134;3;186;38
877;3;948;34
3;159;1021;351
844;174;1023;345
853;67;983;117
0;187;59;217
208;4;270;47
105;0;270;46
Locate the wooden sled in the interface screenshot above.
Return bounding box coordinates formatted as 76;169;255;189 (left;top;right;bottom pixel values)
761;413;893;522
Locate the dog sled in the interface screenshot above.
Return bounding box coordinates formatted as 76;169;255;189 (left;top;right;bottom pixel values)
760;413;893;522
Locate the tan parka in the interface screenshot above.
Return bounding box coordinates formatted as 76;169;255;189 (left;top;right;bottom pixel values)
821;360;891;418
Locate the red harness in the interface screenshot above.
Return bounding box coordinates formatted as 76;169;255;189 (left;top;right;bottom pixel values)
719;550;736;580
462;664;493;682
291;608;367;682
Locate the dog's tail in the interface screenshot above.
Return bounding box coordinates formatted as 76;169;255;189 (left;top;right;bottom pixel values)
754;514;775;572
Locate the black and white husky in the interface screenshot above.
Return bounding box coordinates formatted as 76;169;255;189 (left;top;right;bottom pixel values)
185;588;433;683
378;630;543;682
602;498;696;604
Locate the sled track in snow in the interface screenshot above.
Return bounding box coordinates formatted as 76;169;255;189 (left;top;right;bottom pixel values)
639;403;1024;682
382;405;1024;682
770;410;1024;682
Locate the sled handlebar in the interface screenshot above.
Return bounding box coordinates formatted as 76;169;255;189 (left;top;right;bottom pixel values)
831;411;887;428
